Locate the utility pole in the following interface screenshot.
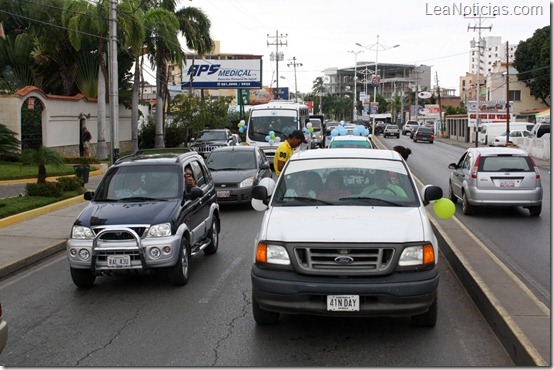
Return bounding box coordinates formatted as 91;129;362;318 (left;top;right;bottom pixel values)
109;0;119;163
287;57;303;103
468;14;494;147
267;31;287;100
412;68;423;124
505;40;510;145
436;71;444;137
348;50;364;121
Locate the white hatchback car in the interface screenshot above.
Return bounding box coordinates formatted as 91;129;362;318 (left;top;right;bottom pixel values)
250;149;443;326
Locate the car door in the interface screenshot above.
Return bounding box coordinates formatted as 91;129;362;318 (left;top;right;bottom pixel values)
191;159;217;239
450;151;471;197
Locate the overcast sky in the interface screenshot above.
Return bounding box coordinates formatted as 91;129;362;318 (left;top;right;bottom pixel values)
170;0;550;95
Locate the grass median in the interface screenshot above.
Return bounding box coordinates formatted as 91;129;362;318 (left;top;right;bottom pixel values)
0;161;98;220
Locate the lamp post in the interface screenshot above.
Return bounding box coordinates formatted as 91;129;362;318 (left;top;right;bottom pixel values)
348;50;364;121
356;36;399;137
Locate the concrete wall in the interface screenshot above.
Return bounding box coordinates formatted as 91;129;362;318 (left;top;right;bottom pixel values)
0;87;134;157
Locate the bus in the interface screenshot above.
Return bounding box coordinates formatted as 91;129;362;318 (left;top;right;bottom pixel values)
246;101;311;161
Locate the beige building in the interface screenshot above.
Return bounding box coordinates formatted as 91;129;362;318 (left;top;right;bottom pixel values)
485;61;549;114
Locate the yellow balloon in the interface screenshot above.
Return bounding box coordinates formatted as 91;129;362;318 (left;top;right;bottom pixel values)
433;198;455;219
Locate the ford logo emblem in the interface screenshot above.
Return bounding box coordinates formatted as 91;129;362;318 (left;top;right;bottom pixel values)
335;256;354;264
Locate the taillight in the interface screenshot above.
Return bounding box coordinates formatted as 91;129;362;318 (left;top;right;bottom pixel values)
471;154;481;178
529;157;541;179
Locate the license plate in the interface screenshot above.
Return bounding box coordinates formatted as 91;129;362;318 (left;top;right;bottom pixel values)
327;295;359;311
217;190;230;198
107;255;131;267
499;179;516;187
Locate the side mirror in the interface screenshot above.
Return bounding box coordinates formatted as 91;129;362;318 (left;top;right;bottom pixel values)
84;191;94;201
420;185;443;206
185;187;203;201
260;163;270;170
448;163;458;170
252;185;268;202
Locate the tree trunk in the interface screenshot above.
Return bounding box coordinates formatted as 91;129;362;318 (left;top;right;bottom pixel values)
154;58;166;148
37;164;47;183
96;64;108;159
131;62;140;152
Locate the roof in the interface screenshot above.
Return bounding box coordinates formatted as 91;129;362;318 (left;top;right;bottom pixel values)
470;147;530;156
291;148;401;161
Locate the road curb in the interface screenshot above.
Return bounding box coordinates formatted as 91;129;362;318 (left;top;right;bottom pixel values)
0;168;104;186
0;196;84;228
0;241;67;280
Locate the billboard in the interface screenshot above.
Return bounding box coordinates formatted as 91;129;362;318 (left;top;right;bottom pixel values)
182;59;262;89
467;101;514;127
239;87;289;104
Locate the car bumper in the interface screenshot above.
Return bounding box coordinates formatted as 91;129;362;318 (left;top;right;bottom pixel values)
216;186;254;204
66;233;182;273
251;266;439;317
466;187;543;206
0;318;7;354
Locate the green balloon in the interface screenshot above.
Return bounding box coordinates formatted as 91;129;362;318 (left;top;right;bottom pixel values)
433;198;455;219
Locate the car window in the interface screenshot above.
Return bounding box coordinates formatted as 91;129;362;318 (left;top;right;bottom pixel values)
207;150;256;170
190;160;207;187
273;159;418;206
480;156;533;172
97;165;181;200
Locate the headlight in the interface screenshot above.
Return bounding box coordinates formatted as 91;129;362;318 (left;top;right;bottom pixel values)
239;177;254;188
398;245;435;266
256;243;290;265
146;223;172;238
71;225;94;239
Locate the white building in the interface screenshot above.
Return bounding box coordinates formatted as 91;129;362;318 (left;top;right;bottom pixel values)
469;36;517;75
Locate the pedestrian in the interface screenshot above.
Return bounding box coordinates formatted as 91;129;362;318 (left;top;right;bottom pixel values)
273;130;307;176
393;145;412;161
82;127;92;158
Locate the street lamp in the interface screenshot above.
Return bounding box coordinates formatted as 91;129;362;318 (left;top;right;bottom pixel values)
348;50;364;122
356;36;399;137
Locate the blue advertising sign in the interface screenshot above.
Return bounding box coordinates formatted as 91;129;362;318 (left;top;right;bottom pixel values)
181;59;262;89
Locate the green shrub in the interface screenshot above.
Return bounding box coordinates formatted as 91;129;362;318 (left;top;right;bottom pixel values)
25;181;64;197
57;175;85;191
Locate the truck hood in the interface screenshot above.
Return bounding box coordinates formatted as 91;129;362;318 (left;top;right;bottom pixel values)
76;200;180;227
261;206;427;243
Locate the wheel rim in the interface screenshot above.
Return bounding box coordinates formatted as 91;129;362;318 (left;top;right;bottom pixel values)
211;221;218;246
181;244;189;277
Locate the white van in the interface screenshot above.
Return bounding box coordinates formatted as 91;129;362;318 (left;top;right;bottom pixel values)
479;122;528;146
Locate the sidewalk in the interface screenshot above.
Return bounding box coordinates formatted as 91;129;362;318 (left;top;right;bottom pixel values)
0;146;550;365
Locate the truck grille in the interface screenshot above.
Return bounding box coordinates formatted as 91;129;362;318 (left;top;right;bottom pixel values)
293;246;395;275
93;226;147;240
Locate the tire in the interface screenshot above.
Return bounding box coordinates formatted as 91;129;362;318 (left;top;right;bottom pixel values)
168;238;190;286
448;182;458;204
70;267;96;288
413;139;417;142
252;293;279;324
462;192;474;215
411;296;437;327
203;217;219;255
429;141;434;144
529;204;542;217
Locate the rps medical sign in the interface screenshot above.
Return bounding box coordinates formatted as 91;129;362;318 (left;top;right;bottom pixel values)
182;59;262;89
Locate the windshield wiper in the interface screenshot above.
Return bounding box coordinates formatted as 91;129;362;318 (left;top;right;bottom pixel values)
280;196;331;205
119;196;165;202
343;196;405;207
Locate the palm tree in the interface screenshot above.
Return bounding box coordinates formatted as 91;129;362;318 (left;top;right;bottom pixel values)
63;0;144;159
20;146;64;183
388;95;402;124
312;77;325;115
142;1;213;148
0;123;21;158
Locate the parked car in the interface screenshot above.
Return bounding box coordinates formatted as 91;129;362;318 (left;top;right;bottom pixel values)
530;122;550;138
309;116;325;148
328;135;374;149
491;129;532;147
402;120;420;135
448;147;542;216
190;129;236;158
0;302;7;355
66;149;221;287
231;133;242;146
412;127;435;143
206;146;272;205
250;149;443;326
383;124;400;138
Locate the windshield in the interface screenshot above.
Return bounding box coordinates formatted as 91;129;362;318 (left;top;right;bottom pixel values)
272;159;419;207
329;140;372;149
207;151;256;170
248;110;298;141
197;131;227;141
95;165;181;201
